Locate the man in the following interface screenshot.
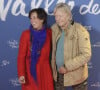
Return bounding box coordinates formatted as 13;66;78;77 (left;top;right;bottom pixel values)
51;3;91;90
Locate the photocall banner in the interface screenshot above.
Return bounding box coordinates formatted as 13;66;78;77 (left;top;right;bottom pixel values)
0;0;100;90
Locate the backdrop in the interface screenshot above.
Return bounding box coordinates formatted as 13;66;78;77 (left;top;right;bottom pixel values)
0;0;100;90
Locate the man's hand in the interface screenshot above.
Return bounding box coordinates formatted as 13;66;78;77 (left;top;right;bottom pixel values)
59;66;68;74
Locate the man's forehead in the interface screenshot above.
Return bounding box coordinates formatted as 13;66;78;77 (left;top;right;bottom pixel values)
54;10;68;16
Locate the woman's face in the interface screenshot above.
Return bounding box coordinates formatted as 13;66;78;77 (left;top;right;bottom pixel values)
54;8;70;29
30;12;43;30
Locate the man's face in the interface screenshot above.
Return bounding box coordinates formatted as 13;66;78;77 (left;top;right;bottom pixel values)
54;8;70;29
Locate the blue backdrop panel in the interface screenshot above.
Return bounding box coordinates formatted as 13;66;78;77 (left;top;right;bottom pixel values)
0;0;100;90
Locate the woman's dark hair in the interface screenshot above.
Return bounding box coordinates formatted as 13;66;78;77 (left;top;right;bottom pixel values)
28;8;47;25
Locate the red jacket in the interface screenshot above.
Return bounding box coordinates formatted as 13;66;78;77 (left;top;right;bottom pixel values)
17;29;54;90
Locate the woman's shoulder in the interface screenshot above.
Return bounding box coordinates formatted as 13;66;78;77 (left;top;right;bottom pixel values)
22;29;30;34
20;29;30;40
21;29;30;36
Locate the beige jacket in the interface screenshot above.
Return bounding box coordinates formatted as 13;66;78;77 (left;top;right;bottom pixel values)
51;22;91;86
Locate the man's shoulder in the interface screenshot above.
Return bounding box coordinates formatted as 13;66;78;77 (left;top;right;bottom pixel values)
51;23;57;27
51;23;61;35
74;22;89;36
51;23;59;31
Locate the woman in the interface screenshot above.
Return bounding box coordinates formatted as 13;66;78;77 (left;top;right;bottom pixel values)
17;8;54;90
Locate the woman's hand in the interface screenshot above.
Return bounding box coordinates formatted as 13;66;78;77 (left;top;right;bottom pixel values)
19;76;25;84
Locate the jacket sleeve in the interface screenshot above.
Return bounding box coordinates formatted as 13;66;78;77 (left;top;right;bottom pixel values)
65;23;92;71
51;25;56;61
51;24;57;81
17;31;28;78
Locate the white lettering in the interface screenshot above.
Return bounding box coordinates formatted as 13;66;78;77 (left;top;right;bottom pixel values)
45;0;54;15
3;0;100;21
11;0;28;16
0;0;12;21
31;0;42;9
57;0;65;4
80;0;100;15
92;4;100;14
68;1;75;10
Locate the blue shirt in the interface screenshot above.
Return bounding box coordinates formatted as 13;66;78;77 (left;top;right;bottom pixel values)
56;31;64;71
